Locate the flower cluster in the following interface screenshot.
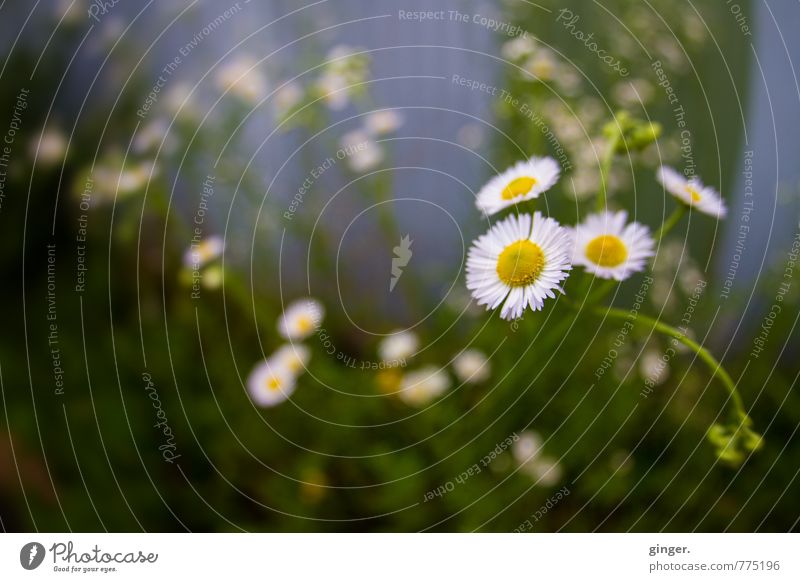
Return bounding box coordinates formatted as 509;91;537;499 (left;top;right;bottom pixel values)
373;331;491;406
247;298;323;408
465;153;725;320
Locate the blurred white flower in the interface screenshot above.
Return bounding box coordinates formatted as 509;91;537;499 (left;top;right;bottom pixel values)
278;298;324;340
340;130;383;172
399;366;451;406
270;344;311;376
456;123;485;150
183;235;224;269
273;81;303;114
315;45;369;110
612;78;655;107
216;55;268;105
378;330;418;362
364;110;403;136
317;72;350;110
93;160;157;202
568;169;598;200
513;431;563;486
657;166;727;218
201;264;223;290
31;128;67;166
134;119;173;154
501;35;537;61
513;430;543;464
452;349;490;384
640;349;669;386
57;0;84;24
523;48;557;81
522;455;563;486
164;82;197;118
247;360;296;408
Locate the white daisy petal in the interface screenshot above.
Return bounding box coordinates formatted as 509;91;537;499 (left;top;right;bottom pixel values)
656;165;727;218
278;298;324;340
398;366;451;406
476;156;561;216
466;212;572;320
270;344;311;376
247;360;296;407
378;330;418;362
571;211;655;280
452;349;490;384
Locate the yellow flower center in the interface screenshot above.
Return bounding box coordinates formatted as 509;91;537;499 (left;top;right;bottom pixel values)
496;240;545;286
585;235;628;267
296;315;313;333
501;176;537;200
266;376;282;391
685;185;702;202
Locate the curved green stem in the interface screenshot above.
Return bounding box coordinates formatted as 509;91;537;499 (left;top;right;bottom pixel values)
595;136;618;212
654;204;688;241
595;306;746;419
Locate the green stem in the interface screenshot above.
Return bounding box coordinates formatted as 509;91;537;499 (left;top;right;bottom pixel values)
654;204;688;241
595;136;618;212
586;279;619;305
595;306;746;419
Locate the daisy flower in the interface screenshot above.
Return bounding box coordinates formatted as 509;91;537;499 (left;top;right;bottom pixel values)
452;349;490;384
273;81;303;113
378;330;418;362
340;130;383;172
247;360;296;407
278;298;324;340
216;55;268;105
270;344;311;376
398;366;451;406
466;212;572;320
476;156;561;215
513;430;543;464
31;128;67;166
569;211;655;280
364;110;403;136
183;235;224;269
656;166;727;218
